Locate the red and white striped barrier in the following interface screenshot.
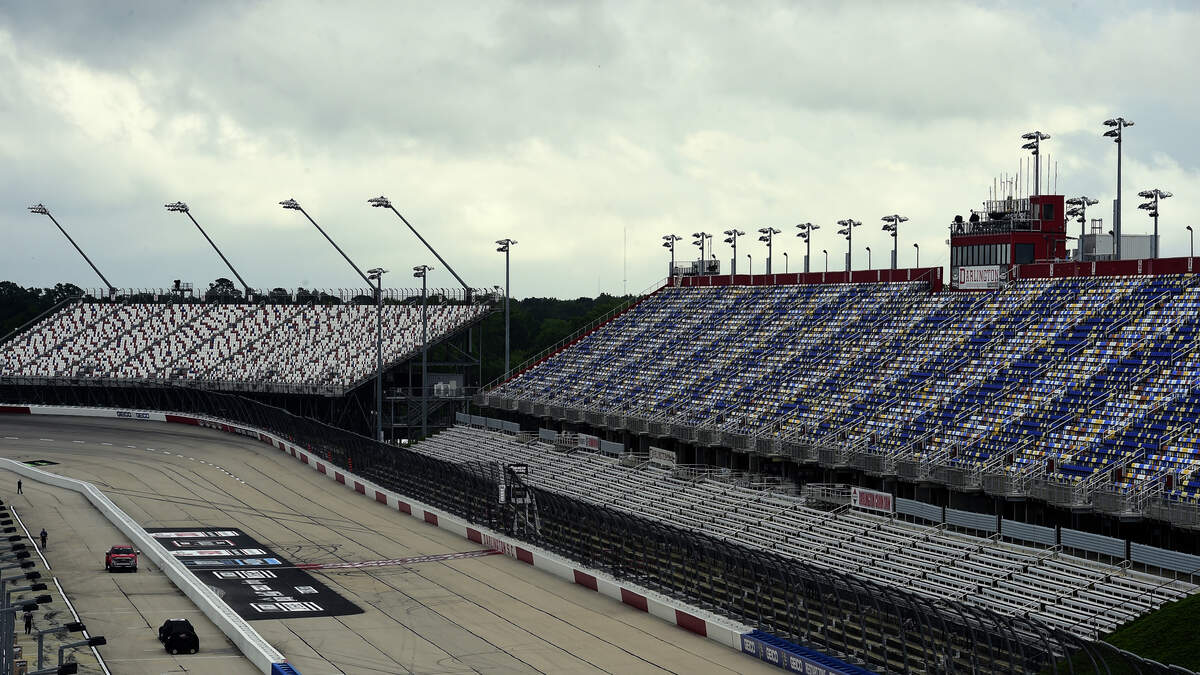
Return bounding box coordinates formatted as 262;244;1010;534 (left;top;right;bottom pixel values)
4;405;750;652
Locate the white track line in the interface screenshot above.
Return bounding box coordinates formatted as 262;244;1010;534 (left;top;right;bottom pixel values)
10;506;111;675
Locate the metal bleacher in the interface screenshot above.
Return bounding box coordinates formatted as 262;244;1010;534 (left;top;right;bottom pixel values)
418;425;1197;640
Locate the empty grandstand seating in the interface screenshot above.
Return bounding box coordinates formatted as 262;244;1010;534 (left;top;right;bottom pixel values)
492;273;1200;498
416;425;1197;639
0;300;489;391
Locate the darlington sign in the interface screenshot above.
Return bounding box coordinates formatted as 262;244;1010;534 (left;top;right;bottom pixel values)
850;487;894;514
956;265;1002;290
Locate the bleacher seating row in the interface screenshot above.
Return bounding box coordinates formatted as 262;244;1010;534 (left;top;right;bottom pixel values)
0;302;488;389
493;275;1200;498
418;426;1197;639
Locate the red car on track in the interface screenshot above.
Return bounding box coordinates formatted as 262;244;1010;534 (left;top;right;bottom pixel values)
105;545;138;572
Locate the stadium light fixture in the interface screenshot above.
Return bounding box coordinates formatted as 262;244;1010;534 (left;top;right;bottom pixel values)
1138;189;1172;258
369;195;470;296
1103;117;1134;259
26;203;117;298
782;251;789;273
795;223;818;274
881;214;908;270
746;253;752;276
722;229;745;276
822;249;828;273
1065;196;1099;261
165;201;252;298
412;264;433;439
1188;226;1194;258
496;239;517;379
691;232;712;271
865;246;871;270
757;227;781;274
913;242;920;267
1020;131;1051;196
366;267;389;443
662;234;682;279
835;219;861;272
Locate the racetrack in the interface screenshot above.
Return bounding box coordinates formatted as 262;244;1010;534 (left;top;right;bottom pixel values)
0;416;774;675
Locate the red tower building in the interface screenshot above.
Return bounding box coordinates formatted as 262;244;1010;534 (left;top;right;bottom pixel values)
950;194;1067;287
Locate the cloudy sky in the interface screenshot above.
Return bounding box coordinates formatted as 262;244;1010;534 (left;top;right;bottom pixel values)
2;1;1197;299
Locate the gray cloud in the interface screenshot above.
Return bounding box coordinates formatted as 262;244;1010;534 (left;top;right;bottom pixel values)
1;1;1198;298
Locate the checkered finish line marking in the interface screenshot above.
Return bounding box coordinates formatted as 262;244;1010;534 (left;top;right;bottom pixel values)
295;549;500;570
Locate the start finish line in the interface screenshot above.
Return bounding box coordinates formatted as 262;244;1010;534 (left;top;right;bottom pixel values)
295;549;500;570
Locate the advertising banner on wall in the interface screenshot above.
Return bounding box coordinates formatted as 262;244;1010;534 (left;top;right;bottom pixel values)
850;487;894;514
956;265;1002;290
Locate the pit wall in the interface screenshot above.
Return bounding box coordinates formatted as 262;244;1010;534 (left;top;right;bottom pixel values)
2;404;872;675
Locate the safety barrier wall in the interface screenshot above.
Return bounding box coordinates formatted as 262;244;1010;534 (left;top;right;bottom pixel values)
7;405;758;663
1;385;1184;674
0;449;286;674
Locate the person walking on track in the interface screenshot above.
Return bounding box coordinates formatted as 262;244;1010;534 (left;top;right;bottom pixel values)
17;479;21;494
40;528;47;549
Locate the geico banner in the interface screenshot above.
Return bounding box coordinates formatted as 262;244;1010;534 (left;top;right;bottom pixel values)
850;487;894;514
957;265;1002;290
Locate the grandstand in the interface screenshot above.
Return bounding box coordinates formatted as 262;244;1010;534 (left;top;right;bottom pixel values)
419;422;1197;640
482;258;1200;532
0;285;497;437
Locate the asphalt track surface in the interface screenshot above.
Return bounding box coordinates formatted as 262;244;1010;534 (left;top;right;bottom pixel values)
0;416;775;675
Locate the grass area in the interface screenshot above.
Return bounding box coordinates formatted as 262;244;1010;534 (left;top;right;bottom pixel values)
1103;591;1200;670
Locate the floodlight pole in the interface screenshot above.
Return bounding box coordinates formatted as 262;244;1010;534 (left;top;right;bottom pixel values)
914;242;920;267
783;251;789;273
165;203;252;298
1104;118;1133;260
1021;131;1050;197
723;229;745;277
881;214;907;270
368;267;388;442
866;246;871;270
1188;226;1194;258
1138;189;1172;258
496;240;516;379
27;204;116;298
280;199;380;436
413;265;432;438
661;234;681;279
370;196;470;296
757;227;781;274
795;223;817;274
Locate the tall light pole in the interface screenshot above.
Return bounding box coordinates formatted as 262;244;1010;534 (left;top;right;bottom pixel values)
822;249;828;273
413;264;432;438
165;202;253;298
27;204;116;298
1103;117;1134;260
1138;189;1173;258
691;232;712;273
1065;196;1099;261
865;246;872;270
368;196;470;296
280;198;381;434
914;242;920;267
1020;131;1051;196
881;214;907;270
757;227;781;273
1188;226;1194;258
795;222;819;273
836;219;861;272
367;267;388;442
661;234;681;277
495;239;516;379
783;251;789;273
723;229;745;276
